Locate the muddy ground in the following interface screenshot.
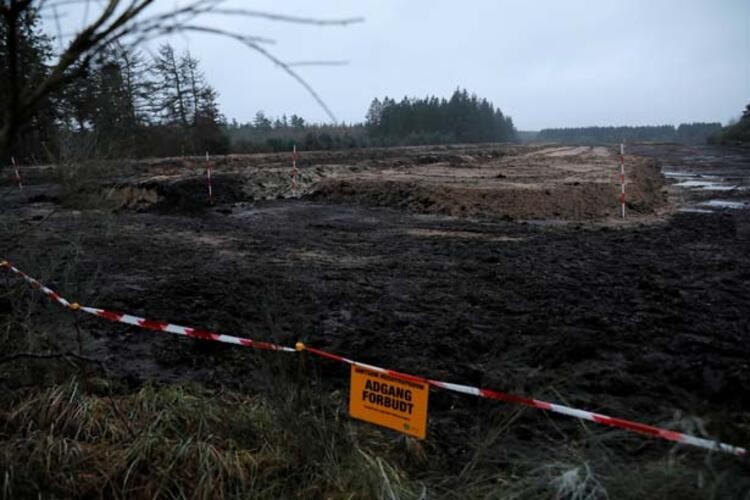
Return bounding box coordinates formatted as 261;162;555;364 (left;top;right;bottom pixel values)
4;143;667;220
2;144;750;491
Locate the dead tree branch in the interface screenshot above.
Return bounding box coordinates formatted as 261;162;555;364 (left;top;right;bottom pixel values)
0;0;362;162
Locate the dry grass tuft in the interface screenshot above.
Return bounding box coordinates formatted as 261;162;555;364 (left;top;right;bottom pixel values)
0;379;431;499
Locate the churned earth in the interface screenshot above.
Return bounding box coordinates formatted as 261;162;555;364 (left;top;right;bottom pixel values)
9;143;666;220
1;143;749;495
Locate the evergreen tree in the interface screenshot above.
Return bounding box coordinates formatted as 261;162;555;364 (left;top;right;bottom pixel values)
253;111;272;131
290;114;305;129
148;43;228;154
711;103;750;144
192;85;229;153
365;89;517;145
151;44;190;128
0;6;56;162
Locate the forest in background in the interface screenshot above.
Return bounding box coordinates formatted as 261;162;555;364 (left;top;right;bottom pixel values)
227;89;519;153
364;90;517;146
2;8;518;160
226;114;368;154
4;7;743;164
2;8;229;163
536;123;723;145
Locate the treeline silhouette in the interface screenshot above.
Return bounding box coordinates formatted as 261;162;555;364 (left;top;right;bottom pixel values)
366;90;517;145
227;89;518;153
2;7;229;163
5;9;519;160
537;123;722;145
60;42;231;160
226;113;368;153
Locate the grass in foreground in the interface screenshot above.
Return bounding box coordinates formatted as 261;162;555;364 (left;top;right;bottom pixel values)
0;378;427;499
1;372;748;499
1;279;748;499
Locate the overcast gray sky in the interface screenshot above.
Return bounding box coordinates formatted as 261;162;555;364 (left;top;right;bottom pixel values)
61;1;750;130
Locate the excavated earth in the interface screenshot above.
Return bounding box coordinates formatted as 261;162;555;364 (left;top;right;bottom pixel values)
37;143;667;220
2;143;750;487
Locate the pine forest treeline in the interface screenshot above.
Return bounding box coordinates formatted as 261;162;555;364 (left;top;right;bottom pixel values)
2;10;520;161
364;90;518;146
58;44;229;160
9;6;733;162
1;7;229;162
226;113;369;154
227;90;519;154
537;123;723;145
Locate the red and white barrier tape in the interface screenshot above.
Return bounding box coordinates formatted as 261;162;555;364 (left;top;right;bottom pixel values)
11;156;23;191
300;346;746;457
80;305;294;351
619;144;625;218
205;152;213;205
1;259;746;457
0;261;293;353
3;261;73;308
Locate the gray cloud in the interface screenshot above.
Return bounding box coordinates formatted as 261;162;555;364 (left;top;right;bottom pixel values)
52;0;750;130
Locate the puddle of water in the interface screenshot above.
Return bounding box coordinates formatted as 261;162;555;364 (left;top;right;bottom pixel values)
678;208;715;214
699;200;748;210
664;171;697;178
404;228;524;242
674;180;738;190
663;171;719;180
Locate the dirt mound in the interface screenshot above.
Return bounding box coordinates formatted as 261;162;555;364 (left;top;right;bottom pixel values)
107;186;159;210
313;153;667;220
113;170;301;213
313;180;623;219
43;144;667;221
142;173;247;213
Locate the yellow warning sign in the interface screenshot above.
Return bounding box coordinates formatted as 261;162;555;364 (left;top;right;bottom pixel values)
349;365;429;439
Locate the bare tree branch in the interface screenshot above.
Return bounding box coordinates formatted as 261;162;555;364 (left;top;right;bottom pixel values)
220;32;339;122
286;60;349;67
1;0;362;161
204;8;364;26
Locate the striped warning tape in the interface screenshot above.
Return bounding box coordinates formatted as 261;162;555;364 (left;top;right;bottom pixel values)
2;261;74;308
80;305;295;352
0;259;745;457
0;260;294;353
299;346;746;456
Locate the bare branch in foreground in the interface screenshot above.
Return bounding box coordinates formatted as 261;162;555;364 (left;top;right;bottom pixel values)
286;60;350;67
1;0;362;161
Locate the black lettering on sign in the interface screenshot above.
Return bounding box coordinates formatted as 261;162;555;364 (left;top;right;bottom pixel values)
350;365;428;439
363;379;414;402
361;390;415;415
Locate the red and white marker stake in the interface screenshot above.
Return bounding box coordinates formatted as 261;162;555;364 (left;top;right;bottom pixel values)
619;143;625;218
291;144;299;196
206;152;213;205
11;156;23;191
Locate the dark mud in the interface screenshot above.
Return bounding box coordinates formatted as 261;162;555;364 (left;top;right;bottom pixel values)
2;144;750;477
